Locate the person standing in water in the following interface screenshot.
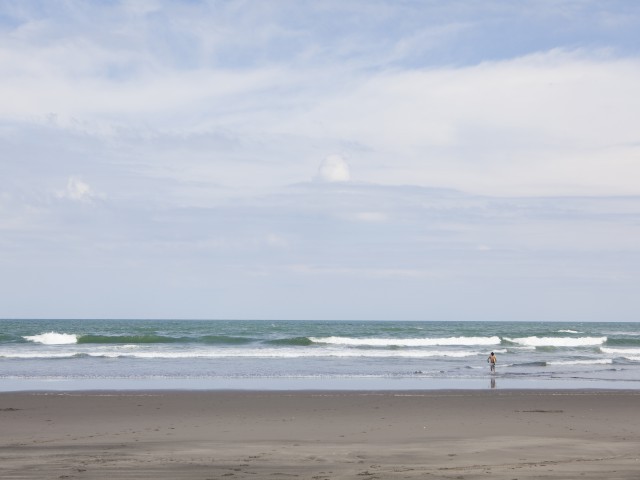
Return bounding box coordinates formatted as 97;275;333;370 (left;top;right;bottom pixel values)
487;352;497;373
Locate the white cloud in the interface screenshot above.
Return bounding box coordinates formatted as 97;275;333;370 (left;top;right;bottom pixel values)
56;176;96;202
317;154;350;182
2;0;640;320
282;51;640;196
2;9;639;197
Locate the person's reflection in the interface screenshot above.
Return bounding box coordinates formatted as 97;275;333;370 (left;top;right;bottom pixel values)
490;377;496;389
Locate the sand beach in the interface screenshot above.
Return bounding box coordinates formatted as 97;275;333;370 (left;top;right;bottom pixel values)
1;389;639;479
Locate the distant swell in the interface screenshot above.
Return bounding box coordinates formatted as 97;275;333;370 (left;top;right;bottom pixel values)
199;335;254;345
264;337;313;346
78;335;185;344
605;338;640;347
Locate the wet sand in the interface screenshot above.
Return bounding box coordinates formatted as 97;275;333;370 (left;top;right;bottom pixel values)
1;390;639;479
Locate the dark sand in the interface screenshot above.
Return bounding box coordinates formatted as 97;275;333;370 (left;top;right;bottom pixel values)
1;390;639;479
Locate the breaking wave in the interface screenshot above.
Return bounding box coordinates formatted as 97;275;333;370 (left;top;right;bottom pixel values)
0;348;480;360
309;336;501;347
23;332;78;345
504;336;607;347
547;359;613;366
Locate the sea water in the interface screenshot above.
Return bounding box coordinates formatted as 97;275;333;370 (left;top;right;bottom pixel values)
1;319;640;391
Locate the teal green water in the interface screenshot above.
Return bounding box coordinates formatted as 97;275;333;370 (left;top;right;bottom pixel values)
1;319;639;390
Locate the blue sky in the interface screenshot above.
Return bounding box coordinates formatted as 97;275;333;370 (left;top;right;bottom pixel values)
1;0;639;320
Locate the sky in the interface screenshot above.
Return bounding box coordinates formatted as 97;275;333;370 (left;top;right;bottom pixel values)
1;0;639;321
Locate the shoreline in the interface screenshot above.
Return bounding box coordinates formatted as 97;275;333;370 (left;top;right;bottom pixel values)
3;386;640;393
3;374;640;392
2;389;639;479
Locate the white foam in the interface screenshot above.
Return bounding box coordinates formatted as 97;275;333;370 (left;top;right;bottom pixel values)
601;347;640;355
504;336;606;347
0;351;81;358
309;336;501;347
0;348;479;360
547;359;613;366
23;332;78;345
557;329;581;334
122;348;479;359
601;348;640;361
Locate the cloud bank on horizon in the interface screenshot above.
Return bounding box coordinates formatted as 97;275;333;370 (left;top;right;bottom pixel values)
1;0;639;320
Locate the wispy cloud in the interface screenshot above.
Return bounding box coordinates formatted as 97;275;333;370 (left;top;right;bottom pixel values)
3;38;638;195
1;1;640;319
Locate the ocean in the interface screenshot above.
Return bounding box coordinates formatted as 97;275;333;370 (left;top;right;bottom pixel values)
1;319;640;391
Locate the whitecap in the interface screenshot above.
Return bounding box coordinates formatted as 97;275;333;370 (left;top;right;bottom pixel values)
601;347;640;355
23;332;78;345
44;348;479;359
504;336;606;347
309;336;501;347
0;352;79;359
547;359;613;366
601;348;640;361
